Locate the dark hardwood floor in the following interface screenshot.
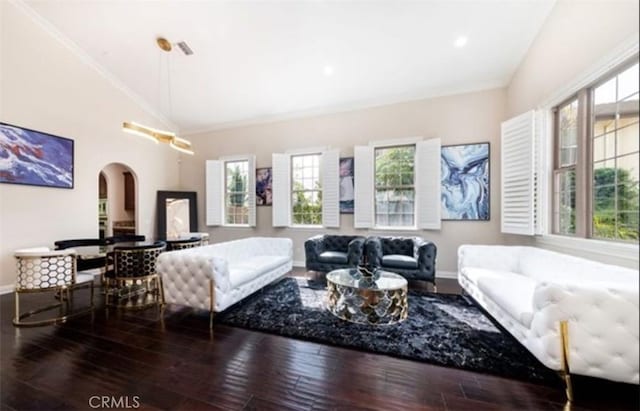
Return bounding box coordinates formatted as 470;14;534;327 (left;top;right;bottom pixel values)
1;270;638;411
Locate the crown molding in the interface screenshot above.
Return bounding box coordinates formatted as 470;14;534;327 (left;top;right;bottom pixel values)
9;0;177;131
183;80;506;136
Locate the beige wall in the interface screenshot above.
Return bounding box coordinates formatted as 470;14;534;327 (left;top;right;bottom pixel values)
0;2;181;288
182;88;509;274
507;0;639;117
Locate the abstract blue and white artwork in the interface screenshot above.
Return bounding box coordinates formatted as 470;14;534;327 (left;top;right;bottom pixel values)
0;123;74;189
441;143;489;220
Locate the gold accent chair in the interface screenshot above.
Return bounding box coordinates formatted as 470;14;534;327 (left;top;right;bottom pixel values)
13;248;94;327
104;241;166;309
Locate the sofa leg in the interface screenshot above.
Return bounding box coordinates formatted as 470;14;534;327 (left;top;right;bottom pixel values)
559;320;574;404
209;279;215;330
432;283;438;293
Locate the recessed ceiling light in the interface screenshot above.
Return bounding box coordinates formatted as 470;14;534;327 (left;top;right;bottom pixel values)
323;65;334;76
454;36;468;48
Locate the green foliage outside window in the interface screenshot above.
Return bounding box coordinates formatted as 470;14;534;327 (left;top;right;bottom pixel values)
292;181;322;225
593;167;640;240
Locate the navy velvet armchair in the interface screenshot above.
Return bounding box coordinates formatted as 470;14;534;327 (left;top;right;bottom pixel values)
305;235;366;272
365;236;437;286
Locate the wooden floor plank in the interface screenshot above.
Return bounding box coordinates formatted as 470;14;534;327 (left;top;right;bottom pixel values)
1;272;638;411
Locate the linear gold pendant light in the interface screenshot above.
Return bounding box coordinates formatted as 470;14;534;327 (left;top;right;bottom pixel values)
122;37;194;155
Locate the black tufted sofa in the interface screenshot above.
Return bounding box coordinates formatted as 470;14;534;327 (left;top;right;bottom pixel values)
305;235;366;272
365;236;437;284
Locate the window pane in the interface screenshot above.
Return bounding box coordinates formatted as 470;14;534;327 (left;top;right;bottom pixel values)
555;170;576;235
593;132;616;162
618;63;639;100
374;145;415;227
224;160;249;225
559;100;578;167
617;153;639;184
594;77;616;105
291;153;322;225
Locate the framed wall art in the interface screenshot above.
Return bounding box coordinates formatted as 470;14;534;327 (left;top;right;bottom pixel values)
441;142;489;220
339;157;354;213
256;167;273;206
0;122;74;189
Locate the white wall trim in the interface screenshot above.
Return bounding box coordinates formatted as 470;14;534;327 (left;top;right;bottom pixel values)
0;284;14;295
9;0;176;131
369;136;424;148
536;235;639;269
220;154;255;162
285;146;330;155
538;35;639;110
437;270;457;279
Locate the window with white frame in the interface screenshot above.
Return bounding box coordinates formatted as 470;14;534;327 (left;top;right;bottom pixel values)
354;138;441;230
205;156;256;227
224;160;249;225
374;145;416;227
291;153;322;225
552;60;639;242
272;150;339;228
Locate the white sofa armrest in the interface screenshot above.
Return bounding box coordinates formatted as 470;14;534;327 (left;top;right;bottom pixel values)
158;251;232;311
530;282;639;384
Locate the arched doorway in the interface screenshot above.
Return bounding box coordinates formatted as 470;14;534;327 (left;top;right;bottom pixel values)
98;163;137;238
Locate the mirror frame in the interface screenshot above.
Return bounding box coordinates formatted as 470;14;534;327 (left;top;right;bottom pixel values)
156;190;198;240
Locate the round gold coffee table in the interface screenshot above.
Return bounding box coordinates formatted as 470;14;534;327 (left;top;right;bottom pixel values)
326;268;408;325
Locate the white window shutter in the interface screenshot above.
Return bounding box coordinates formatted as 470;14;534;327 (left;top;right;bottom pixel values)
354;146;374;228
321;149;340;228
205;160;223;226
416;138;441;230
272;153;291;227
247;155;257;227
501;110;536;235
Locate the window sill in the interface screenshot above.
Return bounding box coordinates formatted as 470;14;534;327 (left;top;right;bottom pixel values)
535;234;639;268
221;224;253;229
289;225;324;230
371;226;418;232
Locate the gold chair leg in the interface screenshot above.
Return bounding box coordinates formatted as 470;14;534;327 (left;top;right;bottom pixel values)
559;320;574;404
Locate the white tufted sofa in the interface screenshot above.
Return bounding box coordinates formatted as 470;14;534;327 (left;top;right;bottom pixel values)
157;237;292;318
458;245;639;385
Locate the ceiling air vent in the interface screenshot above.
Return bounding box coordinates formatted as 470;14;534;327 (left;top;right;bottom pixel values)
177;41;193;56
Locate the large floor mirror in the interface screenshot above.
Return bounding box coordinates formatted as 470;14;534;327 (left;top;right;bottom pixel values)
156;191;198;240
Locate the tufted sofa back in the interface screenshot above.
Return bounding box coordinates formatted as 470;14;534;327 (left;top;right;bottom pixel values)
519;247;639;288
192;237;293;264
381;237;415;256
324;235;362;252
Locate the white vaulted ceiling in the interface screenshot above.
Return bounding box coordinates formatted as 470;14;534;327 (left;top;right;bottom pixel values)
22;0;555;133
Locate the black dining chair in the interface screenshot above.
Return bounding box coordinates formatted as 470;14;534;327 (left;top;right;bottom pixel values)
54;238;107;272
104;234;146;244
104;241;166;309
166;237;202;251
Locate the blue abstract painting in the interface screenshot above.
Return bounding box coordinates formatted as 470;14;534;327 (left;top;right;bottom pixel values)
0;123;74;189
441;143;489;220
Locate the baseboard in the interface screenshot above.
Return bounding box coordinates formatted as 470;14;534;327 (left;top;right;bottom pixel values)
0;284;14;295
437;270;457;279
293;261;457;280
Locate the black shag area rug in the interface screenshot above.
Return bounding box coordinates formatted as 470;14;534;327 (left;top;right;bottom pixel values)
215;277;559;385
